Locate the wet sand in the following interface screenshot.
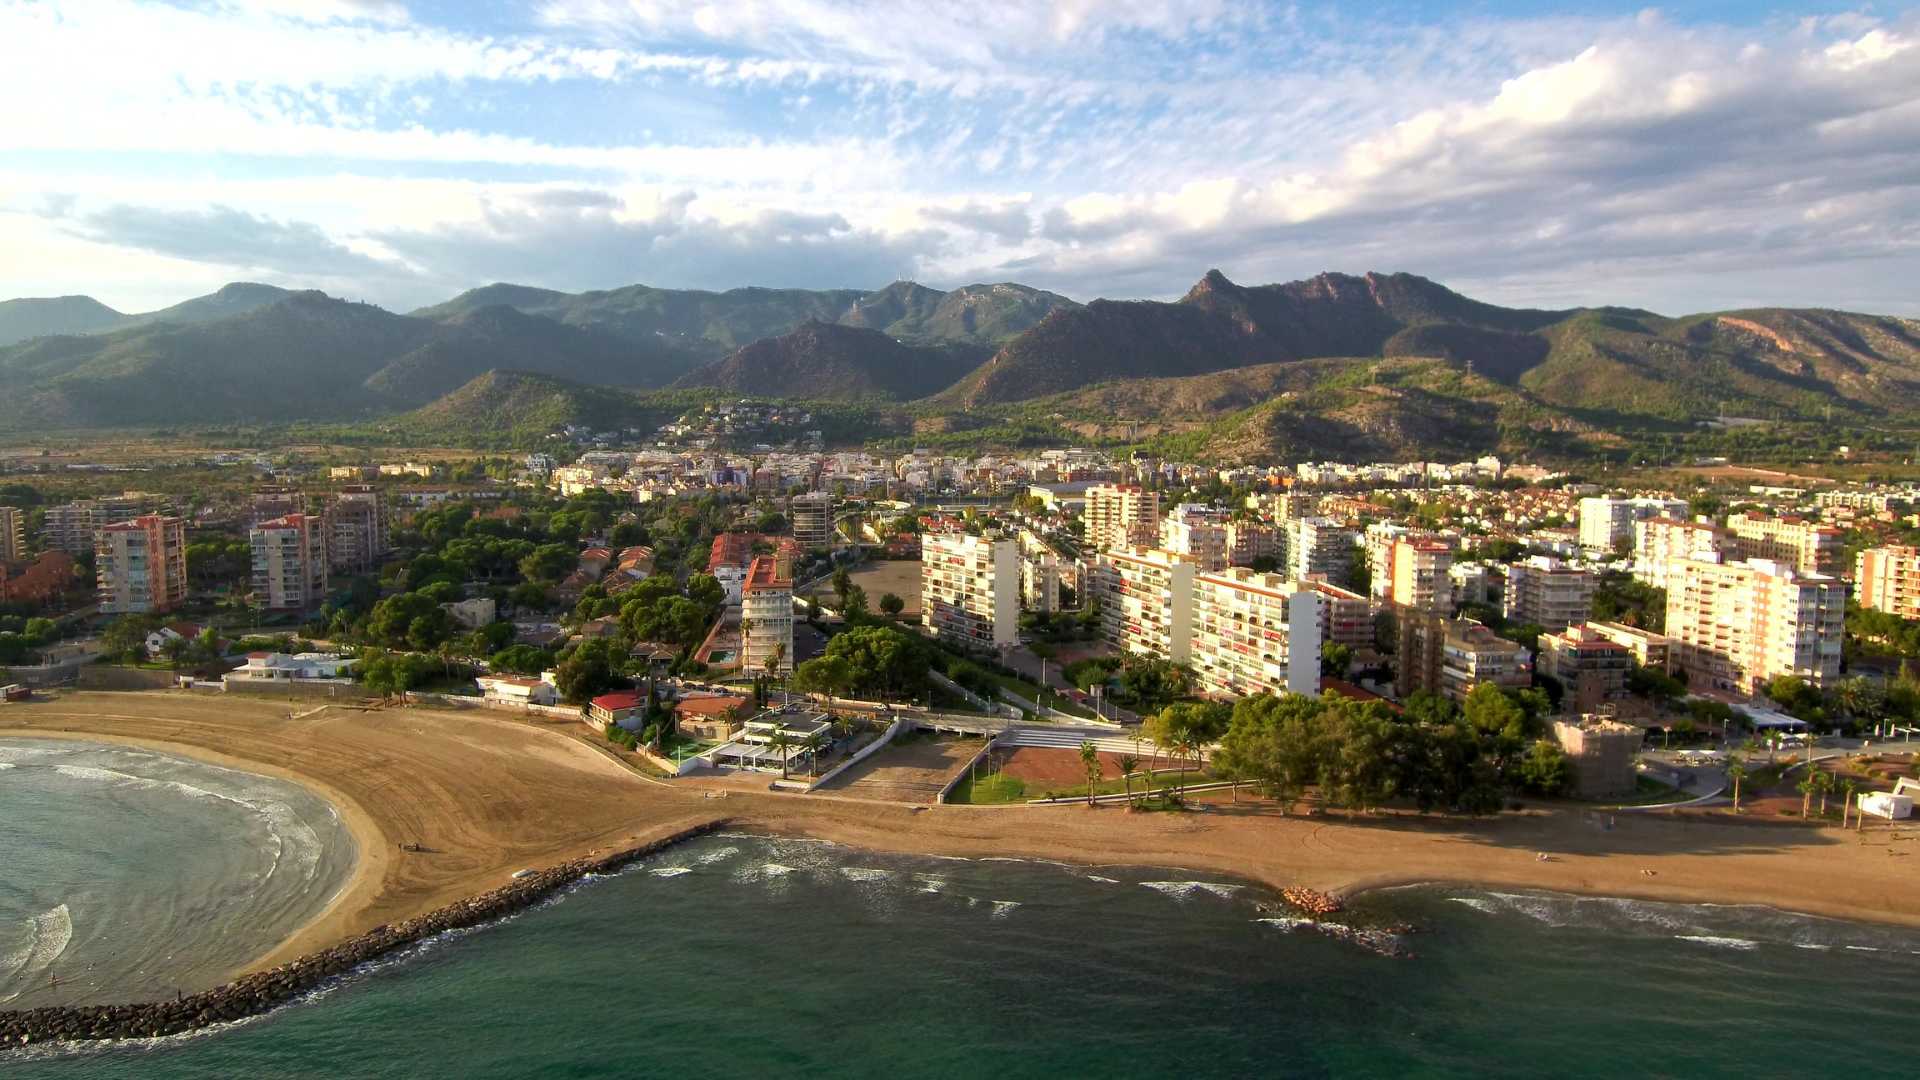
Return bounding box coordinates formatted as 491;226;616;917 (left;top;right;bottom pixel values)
5;689;1918;993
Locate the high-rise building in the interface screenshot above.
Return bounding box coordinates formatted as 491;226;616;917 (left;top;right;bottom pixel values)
44;494;151;555
1286;517;1356;583
0;506;24;563
1189;568;1323;699
1225;520;1284;568
326;486;389;573
96;514;187;614
1724;512;1844;576
1579;496;1687;550
1388;538;1454;613
788;491;834;549
1856;545;1920;620
921;532;1019;649
249;488;306;528
250;513;329;611
1084;484;1162;552
1583;620;1674;673
740;556;794;676
1090;547;1195;662
1157;504;1229;571
1665;558;1845;695
1633;516;1728;590
1298;578;1373;650
1503;556;1596;632
1535;624;1632;713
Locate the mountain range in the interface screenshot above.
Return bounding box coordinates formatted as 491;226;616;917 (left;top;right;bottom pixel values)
0;270;1914;459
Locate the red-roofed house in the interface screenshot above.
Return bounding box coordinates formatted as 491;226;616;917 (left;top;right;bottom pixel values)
588;689;646;729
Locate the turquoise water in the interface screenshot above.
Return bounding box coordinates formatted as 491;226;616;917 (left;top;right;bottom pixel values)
8;830;1920;1078
0;739;354;1008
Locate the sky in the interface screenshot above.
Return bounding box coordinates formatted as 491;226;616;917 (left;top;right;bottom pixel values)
1;1;1917;316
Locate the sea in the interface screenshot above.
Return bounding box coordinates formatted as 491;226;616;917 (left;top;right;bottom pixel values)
6;749;1920;1078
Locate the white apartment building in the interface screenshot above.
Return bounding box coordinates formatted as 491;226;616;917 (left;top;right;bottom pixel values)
45;495;150;555
1633;516;1728;591
788;491;835;549
921;532;1019;649
740;555;794;676
1503;556;1595;631
1579;496;1687;550
1084;484;1162;552
1190;568;1323;699
327;486;389;573
1091;547;1195;663
0;505;22;563
1286;517;1355;583
1388;537;1454;613
1857;545;1920;620
96;514;188;614
1665;558;1845;695
1158;504;1229;571
250;513;329;611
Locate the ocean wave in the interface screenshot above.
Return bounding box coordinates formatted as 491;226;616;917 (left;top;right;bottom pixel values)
1141;881;1243;900
914;875;946;894
988;900;1020;918
839;868;894;883
1446;897;1498;914
0;903;74;997
1256;916;1315;932
1675;935;1760;950
1083;875;1120;884
647;868;692;878
694;845;739;865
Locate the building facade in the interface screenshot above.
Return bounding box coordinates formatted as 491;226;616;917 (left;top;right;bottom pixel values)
1397;616;1530;703
1665;558;1845;695
1583;620;1674;673
920;532;1019;650
788;491;834;549
1157;504;1229;571
1535;624;1632;713
1724;512;1844;576
1189;568;1323;699
1633;516;1728;591
0;506;23;563
1286;517;1356;583
1856;545;1920;620
1091;547;1195;662
250;513;330;611
1579;496;1687;550
326;486;389;572
1503;556;1595;632
1084;484;1162;552
96;514;188;614
740;555;794;676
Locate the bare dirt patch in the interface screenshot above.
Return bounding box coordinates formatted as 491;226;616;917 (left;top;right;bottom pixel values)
815;733;983;802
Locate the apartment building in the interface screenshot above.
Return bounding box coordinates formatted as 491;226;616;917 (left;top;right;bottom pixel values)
1503;556;1596;631
1664;558;1845;695
1225;520;1284;568
250;513;329;611
1158;504;1229;571
1397;616;1530;703
1299;578;1373;650
1535;624;1631;713
248;488;306;528
1189;568;1323;699
1633;516;1728;591
1584;620;1674;673
1091;547;1195;663
1856;545;1920;620
788;491;835;550
1084;484;1162;552
1388;538;1454;612
326;486;389;573
921;532;1019;649
1579;496;1687;550
1021;549;1062;613
44;494;151;555
96;514;187;614
0;505;23;562
1286;517;1356;583
1724;512;1844;576
740;556;794;676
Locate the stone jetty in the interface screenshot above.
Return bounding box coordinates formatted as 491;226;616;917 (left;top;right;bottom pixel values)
1;819;732;1050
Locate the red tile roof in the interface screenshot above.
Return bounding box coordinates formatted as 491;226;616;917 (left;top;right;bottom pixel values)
590;690;644;712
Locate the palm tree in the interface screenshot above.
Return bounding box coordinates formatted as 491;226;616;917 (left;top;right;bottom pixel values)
766;727;796;780
1727;763;1747;813
1171;731;1200;804
1797;775;1815;819
1079;740;1101;807
832;713;856;741
1815;770;1833;817
1842;778;1860;828
802;731;826;777
1117;753;1140;807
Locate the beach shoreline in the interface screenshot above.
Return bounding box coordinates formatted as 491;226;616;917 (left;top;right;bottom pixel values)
4;689;1918;1021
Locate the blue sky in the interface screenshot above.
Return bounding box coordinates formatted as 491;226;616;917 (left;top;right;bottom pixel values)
2;1;1917;315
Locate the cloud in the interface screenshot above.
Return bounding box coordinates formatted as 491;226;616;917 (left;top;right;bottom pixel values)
62;203;395;279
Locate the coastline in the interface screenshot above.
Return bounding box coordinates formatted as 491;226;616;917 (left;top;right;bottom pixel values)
3;689;1918;1042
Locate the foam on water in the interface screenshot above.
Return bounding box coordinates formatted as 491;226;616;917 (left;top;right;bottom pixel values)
1141;881;1243;900
648;868;692;878
1675;935;1760;950
838;868;894;883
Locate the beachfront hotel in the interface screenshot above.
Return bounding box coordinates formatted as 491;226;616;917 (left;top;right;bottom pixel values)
921;531;1019;650
96;514;188;614
250;513;330;612
739;555;794;676
1664;557;1845;695
1189;568;1323;699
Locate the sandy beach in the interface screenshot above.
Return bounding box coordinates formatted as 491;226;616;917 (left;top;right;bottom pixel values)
6;689;1919;991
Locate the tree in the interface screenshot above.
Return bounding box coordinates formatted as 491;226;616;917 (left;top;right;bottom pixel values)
1727;762;1747;813
802;731;827;777
554;638;627;704
831;566;852;606
791;655;856;698
879;592;905;618
1842;778;1859;828
102;614;160;662
1517;739;1573;796
1320;641;1353;678
1079;740;1101;807
1815;769;1833;817
1117;753;1140;807
1796;774;1815;819
766;727;796;780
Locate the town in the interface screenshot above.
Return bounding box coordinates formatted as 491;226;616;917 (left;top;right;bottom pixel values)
3;434;1916;823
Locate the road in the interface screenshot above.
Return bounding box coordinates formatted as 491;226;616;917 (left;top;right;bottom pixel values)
1002;644;1141;725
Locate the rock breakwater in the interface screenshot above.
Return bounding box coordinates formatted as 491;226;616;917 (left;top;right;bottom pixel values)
1;819;732;1050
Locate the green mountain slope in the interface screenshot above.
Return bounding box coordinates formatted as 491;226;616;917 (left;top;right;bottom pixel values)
0;295;129;346
673;320;990;400
387;370;654;444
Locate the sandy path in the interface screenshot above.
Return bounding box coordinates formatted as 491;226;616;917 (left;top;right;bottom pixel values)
6;690;1919;993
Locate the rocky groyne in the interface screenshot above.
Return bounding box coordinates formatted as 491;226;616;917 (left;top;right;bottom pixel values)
1;819;732;1050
